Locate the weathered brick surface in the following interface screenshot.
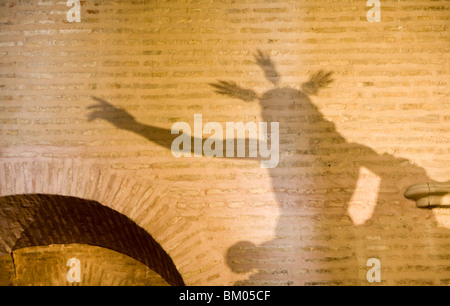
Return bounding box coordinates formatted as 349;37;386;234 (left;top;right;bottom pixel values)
0;0;449;285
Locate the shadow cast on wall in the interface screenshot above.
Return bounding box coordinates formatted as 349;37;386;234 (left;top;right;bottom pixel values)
88;50;449;285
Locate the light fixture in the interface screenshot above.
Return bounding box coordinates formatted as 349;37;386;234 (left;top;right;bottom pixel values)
404;182;450;208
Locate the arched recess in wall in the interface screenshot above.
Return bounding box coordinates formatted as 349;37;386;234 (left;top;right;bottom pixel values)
0;193;185;286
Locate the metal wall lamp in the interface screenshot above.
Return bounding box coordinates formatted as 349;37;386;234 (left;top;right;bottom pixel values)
404;182;450;208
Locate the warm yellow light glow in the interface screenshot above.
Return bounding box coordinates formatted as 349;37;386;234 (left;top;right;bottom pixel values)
347;167;381;226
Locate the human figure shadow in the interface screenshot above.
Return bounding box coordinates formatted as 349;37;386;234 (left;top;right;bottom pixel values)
214;51;449;285
88;50;449;285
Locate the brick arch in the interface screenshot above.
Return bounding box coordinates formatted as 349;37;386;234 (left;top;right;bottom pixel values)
0;193;184;286
0;159;225;285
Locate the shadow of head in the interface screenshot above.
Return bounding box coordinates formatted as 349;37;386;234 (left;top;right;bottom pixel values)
226;240;261;274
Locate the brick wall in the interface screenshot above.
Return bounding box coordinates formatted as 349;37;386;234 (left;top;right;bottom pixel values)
0;0;449;285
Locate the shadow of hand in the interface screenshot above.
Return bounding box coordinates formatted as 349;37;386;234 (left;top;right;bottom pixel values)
88;96;138;129
254;49;274;69
210;81;257;102
254;49;280;85
302;70;334;95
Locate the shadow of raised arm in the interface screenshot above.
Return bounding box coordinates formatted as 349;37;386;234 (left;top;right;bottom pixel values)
88;96;266;161
88;96;176;149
